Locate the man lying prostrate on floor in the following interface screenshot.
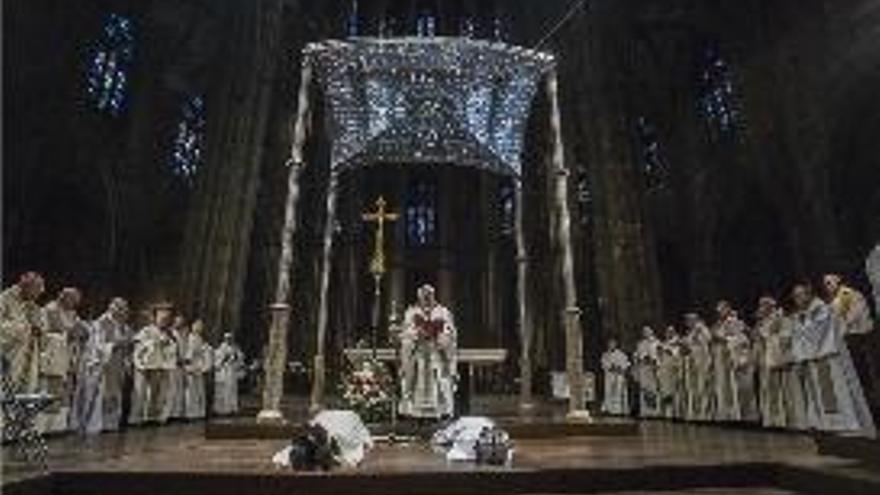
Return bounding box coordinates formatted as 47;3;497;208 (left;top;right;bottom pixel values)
273;410;374;469
431;416;513;465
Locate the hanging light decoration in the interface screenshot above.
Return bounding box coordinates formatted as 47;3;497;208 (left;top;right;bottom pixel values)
303;37;555;177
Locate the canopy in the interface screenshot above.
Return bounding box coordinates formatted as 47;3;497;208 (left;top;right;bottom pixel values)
304;37;555;176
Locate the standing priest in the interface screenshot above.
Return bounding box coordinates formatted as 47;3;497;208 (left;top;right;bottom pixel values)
791;284;875;437
399;284;457;420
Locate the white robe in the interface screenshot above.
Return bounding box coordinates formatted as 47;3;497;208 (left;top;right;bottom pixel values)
600;348;631;416
70;322;111;434
756;310;793;428
683;323;712;421
729;327;758;421
711;316;746;421
399;304;457;419
184;333;211;419
213;341;244;415
164;327;188;420
792;298;875;437
656;337;682;419
38;301;83;433
94;313;132;431
0;286;43;394
634;336;660;418
129;325;176;423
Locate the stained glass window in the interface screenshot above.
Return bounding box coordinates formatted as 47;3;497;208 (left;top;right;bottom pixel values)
170;96;206;182
696;43;739;141
406;179;437;246
86;13;135;116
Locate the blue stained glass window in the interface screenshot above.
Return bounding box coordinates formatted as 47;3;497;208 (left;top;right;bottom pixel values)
170;96;206;182
406;179;437;246
697;43;739;141
86;13;135;116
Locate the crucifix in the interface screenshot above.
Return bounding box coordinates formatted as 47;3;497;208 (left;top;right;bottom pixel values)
362;196;399;359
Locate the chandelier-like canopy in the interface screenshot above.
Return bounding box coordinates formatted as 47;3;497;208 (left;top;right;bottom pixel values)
304;37;555;176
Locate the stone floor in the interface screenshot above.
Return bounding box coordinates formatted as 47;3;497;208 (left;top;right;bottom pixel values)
2;396;879;494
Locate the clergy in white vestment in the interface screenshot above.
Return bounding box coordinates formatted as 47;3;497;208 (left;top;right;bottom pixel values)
600;339;631;416
729;317;758;422
213;332;244;415
164;315;189;420
74;298;132;433
710;302;745;422
634;326;661;418
682;313;712;421
657;326;683;419
0;272;45;394
71;318;109;435
38;287;85;433
130;305;176;424
184;320;211;419
824;273;878;420
790;284;875;437
399;284;457;419
755;297;792;428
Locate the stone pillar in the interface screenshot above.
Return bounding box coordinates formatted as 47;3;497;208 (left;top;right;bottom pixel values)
547;70;590;422
515;180;533;410
257;59;312;423
310;169;341;413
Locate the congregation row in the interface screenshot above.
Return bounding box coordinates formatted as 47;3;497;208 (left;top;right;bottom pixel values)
600;275;878;437
0;272;246;436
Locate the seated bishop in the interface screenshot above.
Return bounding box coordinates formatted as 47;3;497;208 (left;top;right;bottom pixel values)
399;284;457;419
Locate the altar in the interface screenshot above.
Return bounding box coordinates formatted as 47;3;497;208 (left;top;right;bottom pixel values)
342;348;507;412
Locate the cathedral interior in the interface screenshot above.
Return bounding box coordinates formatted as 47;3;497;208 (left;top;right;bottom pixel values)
5;0;879;372
3;0;880;493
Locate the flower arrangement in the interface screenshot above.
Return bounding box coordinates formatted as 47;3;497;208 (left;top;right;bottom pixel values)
338;359;393;423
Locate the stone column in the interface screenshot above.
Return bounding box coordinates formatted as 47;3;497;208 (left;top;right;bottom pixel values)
547;70;590;422
257;59;312;423
310;168;341;413
515;180;533;411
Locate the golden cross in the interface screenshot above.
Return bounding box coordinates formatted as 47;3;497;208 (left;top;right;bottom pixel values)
362;196;399;276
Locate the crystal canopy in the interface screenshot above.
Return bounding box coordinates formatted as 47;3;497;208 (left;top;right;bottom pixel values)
304;37;555;176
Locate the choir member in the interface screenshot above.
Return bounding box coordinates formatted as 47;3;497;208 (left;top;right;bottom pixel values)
683;313;712;421
184;319;211;419
214;332;244;415
635;326;661;418
600;339;631;416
